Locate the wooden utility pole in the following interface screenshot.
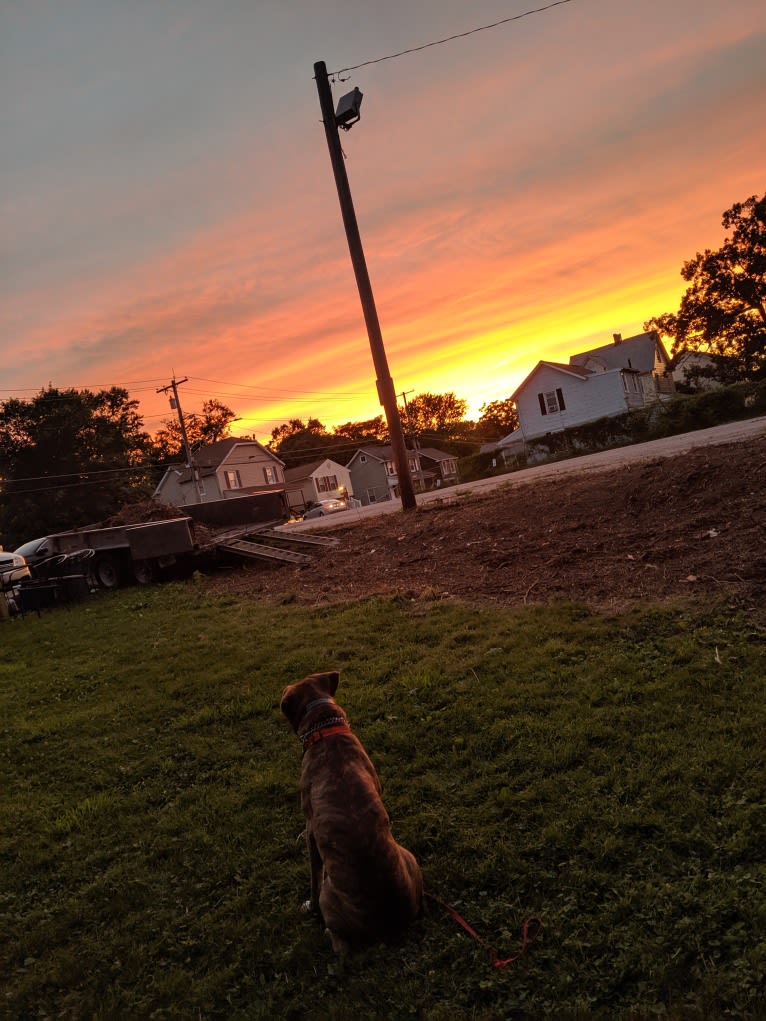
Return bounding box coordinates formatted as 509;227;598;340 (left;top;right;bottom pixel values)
314;60;417;512
156;376;202;503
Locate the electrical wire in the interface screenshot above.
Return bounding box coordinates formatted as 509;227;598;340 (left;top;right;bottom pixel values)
327;0;578;77
2;428;485;495
188;377;371;398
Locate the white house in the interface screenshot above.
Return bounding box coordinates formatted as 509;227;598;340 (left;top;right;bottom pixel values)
512;330;675;443
154;438;286;507
283;458;353;513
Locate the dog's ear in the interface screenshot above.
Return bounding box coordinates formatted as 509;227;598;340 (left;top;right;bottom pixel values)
280;684;302;729
320;670;340;697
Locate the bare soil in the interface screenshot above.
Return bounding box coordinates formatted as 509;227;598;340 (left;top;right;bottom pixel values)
205;436;766;615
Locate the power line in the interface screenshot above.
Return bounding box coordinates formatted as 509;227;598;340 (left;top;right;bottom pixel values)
0;378;373;406
188;377;370;398
327;0;578;77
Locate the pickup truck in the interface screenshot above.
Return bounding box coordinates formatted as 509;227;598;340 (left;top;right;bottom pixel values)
14;518;196;589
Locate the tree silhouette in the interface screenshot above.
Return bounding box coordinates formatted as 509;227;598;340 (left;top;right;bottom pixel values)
646;192;766;380
477;397;520;437
0;387;152;547
151;399;237;461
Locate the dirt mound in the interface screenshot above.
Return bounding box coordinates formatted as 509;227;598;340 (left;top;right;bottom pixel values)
104;501;186;526
204;436;766;614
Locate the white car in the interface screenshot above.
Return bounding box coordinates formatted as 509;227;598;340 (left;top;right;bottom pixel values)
0;550;31;589
302;499;347;519
1;551;31;614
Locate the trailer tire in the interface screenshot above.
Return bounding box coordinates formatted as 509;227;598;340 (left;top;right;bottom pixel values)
132;559;158;585
94;554;121;590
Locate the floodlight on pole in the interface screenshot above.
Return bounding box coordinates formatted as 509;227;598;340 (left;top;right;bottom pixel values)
313;61;416;512
335;86;363;130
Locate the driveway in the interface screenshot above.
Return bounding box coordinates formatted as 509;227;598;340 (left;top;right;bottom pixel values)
282;415;766;531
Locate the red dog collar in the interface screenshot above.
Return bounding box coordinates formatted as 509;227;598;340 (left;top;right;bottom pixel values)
299;718;351;753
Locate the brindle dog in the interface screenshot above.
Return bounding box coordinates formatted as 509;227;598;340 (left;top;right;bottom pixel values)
281;670;423;956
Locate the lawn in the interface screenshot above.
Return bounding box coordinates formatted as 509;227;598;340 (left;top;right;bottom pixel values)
2;584;764;1019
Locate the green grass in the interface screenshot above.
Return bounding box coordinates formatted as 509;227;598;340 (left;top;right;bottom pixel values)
1;586;764;1019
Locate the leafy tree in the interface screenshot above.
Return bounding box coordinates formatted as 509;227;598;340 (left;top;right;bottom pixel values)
325;416;388;463
267;417;345;468
477;396;520;437
151;398;237;461
399;392;468;442
0;386;152;548
645;192;766;379
269;418;321;449
332;416;388;445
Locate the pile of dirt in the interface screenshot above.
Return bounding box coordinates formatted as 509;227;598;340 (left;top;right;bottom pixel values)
207;436;766;614
104;501;186;526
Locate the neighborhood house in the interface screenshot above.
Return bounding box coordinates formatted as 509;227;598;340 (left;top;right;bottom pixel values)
483;330;676;465
283;458;353;514
513;330;675;443
154;438;286;507
346;445;458;505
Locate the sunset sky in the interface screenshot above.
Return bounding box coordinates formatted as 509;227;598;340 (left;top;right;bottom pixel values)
3;0;765;443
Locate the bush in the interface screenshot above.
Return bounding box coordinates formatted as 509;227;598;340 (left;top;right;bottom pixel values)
483;381;766;473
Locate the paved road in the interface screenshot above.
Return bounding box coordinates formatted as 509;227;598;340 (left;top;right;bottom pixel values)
283;416;766;532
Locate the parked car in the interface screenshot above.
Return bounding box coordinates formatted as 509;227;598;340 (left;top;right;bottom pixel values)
1;550;31;588
1;550;31;616
13;537;52;570
303;499;347;519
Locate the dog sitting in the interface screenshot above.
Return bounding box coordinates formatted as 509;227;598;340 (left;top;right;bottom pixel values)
280;670;423;956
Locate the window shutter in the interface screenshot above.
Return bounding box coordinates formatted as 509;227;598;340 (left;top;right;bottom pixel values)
556;388;566;411
538;393;547;416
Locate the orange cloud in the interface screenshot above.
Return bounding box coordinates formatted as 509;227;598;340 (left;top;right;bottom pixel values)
4;5;764;445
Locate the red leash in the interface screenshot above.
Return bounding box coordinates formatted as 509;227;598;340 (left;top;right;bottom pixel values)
427;891;542;969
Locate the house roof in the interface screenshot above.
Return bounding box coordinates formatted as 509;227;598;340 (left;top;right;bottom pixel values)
283;459;325;483
283;458;346;484
350;444;414;463
349;443;456;465
191;437;284;469
417;447;455;462
569;330;667;373
511;360;593;399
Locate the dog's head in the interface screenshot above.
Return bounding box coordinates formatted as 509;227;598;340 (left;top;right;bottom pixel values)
280;670;340;732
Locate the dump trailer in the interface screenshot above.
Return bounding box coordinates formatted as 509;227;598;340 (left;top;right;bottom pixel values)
21;518;196;589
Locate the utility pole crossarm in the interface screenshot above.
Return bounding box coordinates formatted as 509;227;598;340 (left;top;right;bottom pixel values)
157;376;202;503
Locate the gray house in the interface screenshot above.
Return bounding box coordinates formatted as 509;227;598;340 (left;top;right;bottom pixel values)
154;438;286;507
346;444;458;505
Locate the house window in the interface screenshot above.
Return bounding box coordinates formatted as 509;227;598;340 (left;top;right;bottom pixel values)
224;469;241;490
359;454;367;464
263;466;277;484
408;458;418;473
538;388;566;416
316;474;338;493
384;460;396;476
